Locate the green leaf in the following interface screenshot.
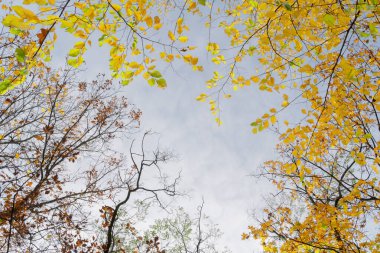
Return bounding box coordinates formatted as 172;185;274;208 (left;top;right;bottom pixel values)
149;70;162;78
121;79;130;86
248;0;258;8
198;0;206;5
131;36;138;50
369;23;378;35
359;32;370;38
247;46;256;56
10;28;22;35
148;78;155;86
15;48;25;63
20;67;28;75
323;14;335;26
0;79;11;94
98;34;106;42
283;2;292;11
98;34;108;46
156;78;167;88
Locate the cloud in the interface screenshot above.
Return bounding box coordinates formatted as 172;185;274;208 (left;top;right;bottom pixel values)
50;17;280;252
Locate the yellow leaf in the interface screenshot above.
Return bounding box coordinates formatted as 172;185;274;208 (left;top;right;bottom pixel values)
145;16;153;27
177;17;183;26
196;93;208;102
74;2;86;9
215;117;222;126
191;57;198;65
178;36;188;43
74;41;85;49
281;100;289;107
251;76;260;83
269;108;276;113
168;30;176;41
299;64;313;74
153;23;162;30
2;15;30;29
111;3;122;12
32;0;47;4
74;30;87;39
12;5;39;21
371;164;379;174
270;115;276;124
68;48;81;57
129;62;140;68
167;54;174;61
206;43;220;55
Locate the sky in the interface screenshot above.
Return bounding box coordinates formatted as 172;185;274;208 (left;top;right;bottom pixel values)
121;72;278;252
77;53;280;252
4;2;379;252
120;71;278;253
50;10;283;253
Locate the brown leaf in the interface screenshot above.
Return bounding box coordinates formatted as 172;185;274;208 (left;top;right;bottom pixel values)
34;135;44;141
37;28;49;45
4;98;12;105
43;125;54;135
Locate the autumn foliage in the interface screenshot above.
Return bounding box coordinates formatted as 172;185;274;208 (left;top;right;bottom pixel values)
0;0;202;93
0;0;380;252
211;0;380;252
0;69;184;252
0;70;130;250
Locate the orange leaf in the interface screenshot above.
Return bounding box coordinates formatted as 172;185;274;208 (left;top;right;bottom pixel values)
37;28;49;45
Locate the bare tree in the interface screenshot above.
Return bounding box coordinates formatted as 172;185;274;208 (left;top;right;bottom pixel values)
108;200;230;253
0;68;182;252
102;132;181;253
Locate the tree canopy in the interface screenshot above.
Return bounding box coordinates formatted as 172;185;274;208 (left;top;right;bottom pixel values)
0;0;379;252
0;69;227;252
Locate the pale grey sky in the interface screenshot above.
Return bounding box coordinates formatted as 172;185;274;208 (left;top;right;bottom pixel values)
77;56;280;252
50;12;283;252
118;71;279;253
